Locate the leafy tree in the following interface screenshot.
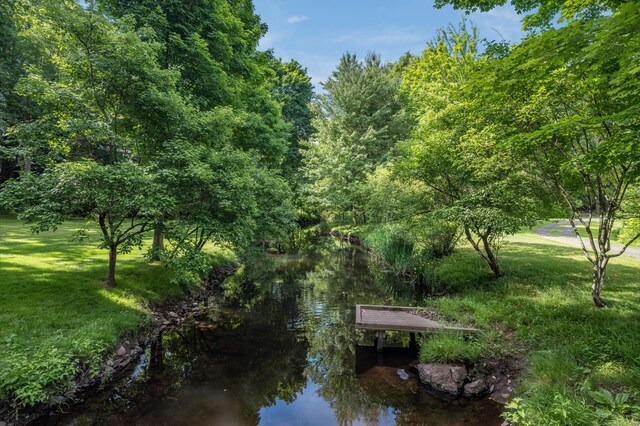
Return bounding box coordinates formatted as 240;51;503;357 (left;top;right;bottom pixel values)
483;4;640;305
364;166;429;224
153;143;258;281
99;0;294;255
0;0;33;183
268;56;315;193
251;167;297;242
1;162;168;286
303;52;410;224
399;22;543;277
434;0;616;29
98;0;289;163
1;1;184;284
10;0;183;167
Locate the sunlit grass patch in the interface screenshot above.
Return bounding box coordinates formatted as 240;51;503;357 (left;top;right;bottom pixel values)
0;217;234;408
428;233;640;425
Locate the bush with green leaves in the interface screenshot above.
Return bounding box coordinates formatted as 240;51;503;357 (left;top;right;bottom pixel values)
415;220;461;259
0;335;106;409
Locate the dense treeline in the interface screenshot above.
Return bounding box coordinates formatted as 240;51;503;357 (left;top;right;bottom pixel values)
2;0;636;305
1;0;640;420
303;6;640;306
0;0;313;286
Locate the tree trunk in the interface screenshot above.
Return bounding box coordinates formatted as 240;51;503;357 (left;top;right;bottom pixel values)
150;225;164;261
464;226;503;278
591;256;608;308
106;245;117;287
481;235;502;278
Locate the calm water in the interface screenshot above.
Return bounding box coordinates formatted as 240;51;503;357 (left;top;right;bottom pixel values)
56;238;502;426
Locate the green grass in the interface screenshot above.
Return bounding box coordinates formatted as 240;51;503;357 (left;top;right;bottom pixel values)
428;233;640;425
362;224;415;276
419;334;481;364
0;217;234;408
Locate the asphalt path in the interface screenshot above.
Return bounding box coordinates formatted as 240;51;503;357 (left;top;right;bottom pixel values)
534;220;640;260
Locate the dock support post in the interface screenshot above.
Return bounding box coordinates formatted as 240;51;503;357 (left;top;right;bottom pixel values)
410;332;417;349
376;330;385;352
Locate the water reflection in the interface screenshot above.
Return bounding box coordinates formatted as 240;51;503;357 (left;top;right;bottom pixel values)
57;238;501;426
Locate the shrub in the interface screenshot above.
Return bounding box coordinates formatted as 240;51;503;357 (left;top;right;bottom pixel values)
416;220;461;259
0;336;106;408
503;392;602;426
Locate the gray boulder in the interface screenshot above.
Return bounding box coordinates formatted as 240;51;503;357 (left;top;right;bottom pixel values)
116;345;127;357
418;364;468;395
463;379;486;397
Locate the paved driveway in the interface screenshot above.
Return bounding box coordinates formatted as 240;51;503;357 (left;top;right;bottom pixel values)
534;221;640;260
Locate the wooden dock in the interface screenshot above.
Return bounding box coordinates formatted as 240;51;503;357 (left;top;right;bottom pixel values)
355;304;477;352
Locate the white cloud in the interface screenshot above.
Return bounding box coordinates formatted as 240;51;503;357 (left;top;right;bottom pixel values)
287;15;310;24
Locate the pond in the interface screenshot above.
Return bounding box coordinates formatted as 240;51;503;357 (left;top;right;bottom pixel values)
54;238;502;425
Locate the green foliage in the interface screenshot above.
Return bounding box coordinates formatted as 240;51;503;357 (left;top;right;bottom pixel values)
414;219;461;260
0;334;107;409
303;52;410;223
1;342;78;408
1;0;297;289
430;233;640;425
158;144;258;251
1;162;170;285
434;0;617;30
269;56;315;193
419;334;481;364
364;166;429;224
0;0;23;143
11;0;183;167
585;388;640;420
251;167;297;242
399;21;544;277
0;0;295;413
503;394;599;426
365;225;415;276
477;4;640;304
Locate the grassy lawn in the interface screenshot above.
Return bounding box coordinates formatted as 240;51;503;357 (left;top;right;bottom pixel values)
428;233;640;425
0;217;234;409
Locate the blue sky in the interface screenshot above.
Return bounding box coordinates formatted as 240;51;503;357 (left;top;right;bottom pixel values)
253;0;525;89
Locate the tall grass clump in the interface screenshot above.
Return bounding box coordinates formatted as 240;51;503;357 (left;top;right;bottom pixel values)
419;334;481;364
363;221;463;293
364;224;415;276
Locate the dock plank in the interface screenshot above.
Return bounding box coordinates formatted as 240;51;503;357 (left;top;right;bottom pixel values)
355;304;477;334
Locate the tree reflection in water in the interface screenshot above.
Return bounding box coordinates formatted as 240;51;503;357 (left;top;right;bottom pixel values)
56;238;501;426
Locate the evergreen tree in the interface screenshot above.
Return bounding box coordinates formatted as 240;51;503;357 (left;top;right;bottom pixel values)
303;53;409;224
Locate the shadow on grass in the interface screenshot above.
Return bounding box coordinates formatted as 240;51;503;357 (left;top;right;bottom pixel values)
503;241;640;296
431;237;640;423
